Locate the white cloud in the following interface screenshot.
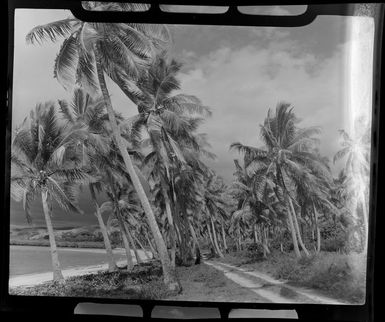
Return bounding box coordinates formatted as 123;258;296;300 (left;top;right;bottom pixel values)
178;36;358;181
11;10;373;184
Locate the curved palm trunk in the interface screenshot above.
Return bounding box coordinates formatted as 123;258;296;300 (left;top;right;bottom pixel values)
188;221;201;264
124;223;142;264
116;214;134;270
93;198;117;272
288;198;310;257
253;224;258;243
162;185;176;267
94;48;180;292
41;190;64;282
286;201;301;258
312;203;321;253
122;232;134;269
211;218;224;258
236;227;242;251
221;222;228;253
206;223;216;254
262;225;271;257
171;183;193;266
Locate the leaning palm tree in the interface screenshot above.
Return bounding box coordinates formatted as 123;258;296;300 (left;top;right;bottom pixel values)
26;2;180;291
126;54;211;265
231;102;330;258
11;102;92;282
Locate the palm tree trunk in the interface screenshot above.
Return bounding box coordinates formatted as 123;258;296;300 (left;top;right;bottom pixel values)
263;226;271;255
122;232;134;269
174;223;182;245
90;187;117;272
188;221;201;264
94;203;117;272
116;214;134;270
41;190;64;282
254;224;258;243
145;231;158;259
94;46;180;292
206;223;216;254
162;185;176;267
312;203;321;253
211;218;224;258
261;225;270;257
288;198;310;257
286;200;301;258
171;183;193;266
133;234;151;260
221;222;228;253
238;230;243;251
125;223;142;264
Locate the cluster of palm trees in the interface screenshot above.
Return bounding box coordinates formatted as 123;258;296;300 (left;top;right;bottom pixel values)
11;1;371;294
229;103;371;258
10;2;229;292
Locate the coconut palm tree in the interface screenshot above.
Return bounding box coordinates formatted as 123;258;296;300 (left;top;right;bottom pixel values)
125;55;211;265
231;102;330;258
59;87;119;271
101;171;142;270
230;158;282;256
93;138;151;270
129;53;210;263
11;102;93;282
334;128;370;252
26;2;180;291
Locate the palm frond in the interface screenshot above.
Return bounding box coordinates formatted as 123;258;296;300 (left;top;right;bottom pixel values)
46;177;82;214
50;168;95;184
76;50;99;95
58;99;75;124
333;146;350;164
163;94;212;117
100;201;114;214
54;34;79;90
26;19;77;44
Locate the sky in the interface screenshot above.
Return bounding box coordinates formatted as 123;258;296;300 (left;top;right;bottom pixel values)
10;7;374;227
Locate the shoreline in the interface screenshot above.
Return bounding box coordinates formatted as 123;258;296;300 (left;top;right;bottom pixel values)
9;248;152;288
10;239;109;249
10;244;127;253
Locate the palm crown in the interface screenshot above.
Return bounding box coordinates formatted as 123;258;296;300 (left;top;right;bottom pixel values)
26;2;171;96
11;102;92;222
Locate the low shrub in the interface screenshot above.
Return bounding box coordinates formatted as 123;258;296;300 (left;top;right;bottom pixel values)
221;249;366;304
320;220;349;252
245;243;266;262
273;251;366;303
269;231;293;252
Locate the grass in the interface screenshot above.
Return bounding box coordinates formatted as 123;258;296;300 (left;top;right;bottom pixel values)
168;262;262;302
10;261;263;302
220;250;366;304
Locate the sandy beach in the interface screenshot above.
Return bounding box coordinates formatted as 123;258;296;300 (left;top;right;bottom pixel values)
9;246;152;288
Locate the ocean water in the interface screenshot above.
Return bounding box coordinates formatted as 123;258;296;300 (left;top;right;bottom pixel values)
9;245;126;276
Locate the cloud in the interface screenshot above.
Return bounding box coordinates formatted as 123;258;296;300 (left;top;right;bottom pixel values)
177;36;354;182
11;9;372;186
